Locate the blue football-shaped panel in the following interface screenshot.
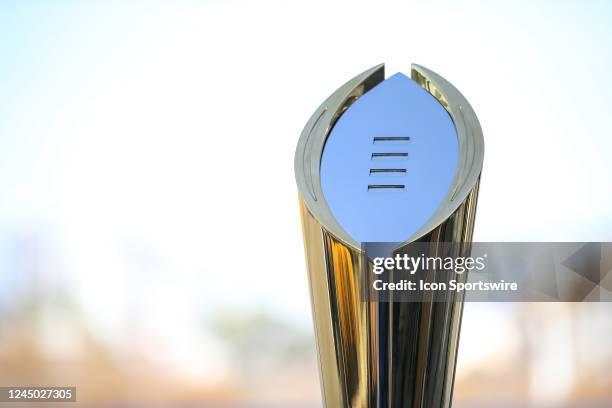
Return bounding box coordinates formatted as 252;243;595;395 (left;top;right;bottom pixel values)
320;72;458;243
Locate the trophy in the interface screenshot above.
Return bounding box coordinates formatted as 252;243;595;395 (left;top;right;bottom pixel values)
295;64;484;407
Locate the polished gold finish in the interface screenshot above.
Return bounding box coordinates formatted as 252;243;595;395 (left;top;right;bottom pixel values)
296;64;484;407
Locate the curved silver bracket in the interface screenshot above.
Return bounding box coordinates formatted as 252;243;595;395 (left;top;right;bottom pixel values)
294;63;484;247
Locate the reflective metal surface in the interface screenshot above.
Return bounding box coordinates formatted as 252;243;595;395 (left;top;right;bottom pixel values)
296;64;484;407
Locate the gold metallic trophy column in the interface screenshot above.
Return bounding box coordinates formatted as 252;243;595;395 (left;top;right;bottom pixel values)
295;64;484;407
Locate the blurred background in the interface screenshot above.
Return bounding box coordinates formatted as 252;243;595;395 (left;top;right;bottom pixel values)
1;0;612;406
